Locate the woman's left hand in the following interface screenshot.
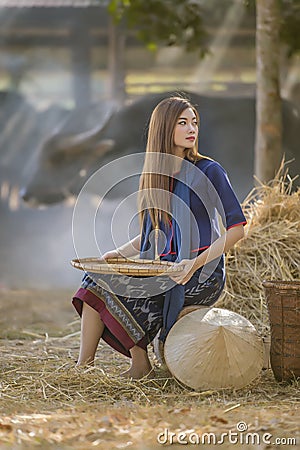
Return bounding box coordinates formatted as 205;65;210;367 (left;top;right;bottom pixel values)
169;259;199;285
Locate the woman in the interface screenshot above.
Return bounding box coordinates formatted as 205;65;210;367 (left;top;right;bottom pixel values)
72;96;246;379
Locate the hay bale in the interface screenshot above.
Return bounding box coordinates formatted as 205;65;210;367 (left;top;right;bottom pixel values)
218;162;300;335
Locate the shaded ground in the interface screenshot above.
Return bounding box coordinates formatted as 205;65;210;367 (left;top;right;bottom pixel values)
0;289;299;449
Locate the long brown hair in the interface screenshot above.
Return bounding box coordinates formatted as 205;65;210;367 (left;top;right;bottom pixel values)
138;96;202;230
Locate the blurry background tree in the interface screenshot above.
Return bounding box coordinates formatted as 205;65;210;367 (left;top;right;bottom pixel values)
251;0;300;183
106;0;208;103
106;0;300;182
255;0;282;183
108;0;208;54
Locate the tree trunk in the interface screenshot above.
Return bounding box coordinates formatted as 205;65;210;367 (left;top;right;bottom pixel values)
108;16;126;105
255;0;282;183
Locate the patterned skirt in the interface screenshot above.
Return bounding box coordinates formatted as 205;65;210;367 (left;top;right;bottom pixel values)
72;257;225;358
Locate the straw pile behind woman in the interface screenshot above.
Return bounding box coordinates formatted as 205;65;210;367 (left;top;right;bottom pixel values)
218;162;300;336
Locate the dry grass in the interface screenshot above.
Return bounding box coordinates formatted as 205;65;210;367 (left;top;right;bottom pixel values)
1;333;299;449
1;161;299;449
2;337;298;415
218;161;300;336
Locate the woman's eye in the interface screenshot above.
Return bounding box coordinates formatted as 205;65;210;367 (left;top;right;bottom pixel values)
177;120;198;126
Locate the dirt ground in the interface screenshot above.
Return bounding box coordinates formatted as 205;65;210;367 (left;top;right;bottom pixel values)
0;289;299;450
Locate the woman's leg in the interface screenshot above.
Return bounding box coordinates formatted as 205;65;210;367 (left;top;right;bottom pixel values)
76;302;105;366
121;345;152;379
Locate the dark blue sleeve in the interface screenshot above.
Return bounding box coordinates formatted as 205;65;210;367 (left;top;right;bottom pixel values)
205;161;247;230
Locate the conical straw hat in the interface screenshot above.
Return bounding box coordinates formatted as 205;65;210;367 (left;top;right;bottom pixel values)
152;305;207;367
164;308;264;390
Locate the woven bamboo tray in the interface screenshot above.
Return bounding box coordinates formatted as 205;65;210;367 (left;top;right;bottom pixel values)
263;280;300;382
71;257;183;276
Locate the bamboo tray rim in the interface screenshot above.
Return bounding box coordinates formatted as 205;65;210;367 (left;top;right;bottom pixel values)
70;257;182;276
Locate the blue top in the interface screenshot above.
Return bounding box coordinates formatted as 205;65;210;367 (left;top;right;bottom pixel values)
139;156;247;341
158;157;247;257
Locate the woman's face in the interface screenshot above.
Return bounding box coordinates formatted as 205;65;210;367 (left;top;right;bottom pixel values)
173;107;198;155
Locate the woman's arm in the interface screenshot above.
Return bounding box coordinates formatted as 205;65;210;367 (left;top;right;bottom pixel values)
195;224;244;270
170;224;245;285
102;234;141;259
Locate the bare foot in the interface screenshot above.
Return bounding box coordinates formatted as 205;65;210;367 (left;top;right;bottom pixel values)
75;357;94;368
120;362;153;380
121;345;154;379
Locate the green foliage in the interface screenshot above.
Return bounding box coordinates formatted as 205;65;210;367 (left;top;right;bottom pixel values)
108;0;208;57
280;1;300;56
107;0;300;57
